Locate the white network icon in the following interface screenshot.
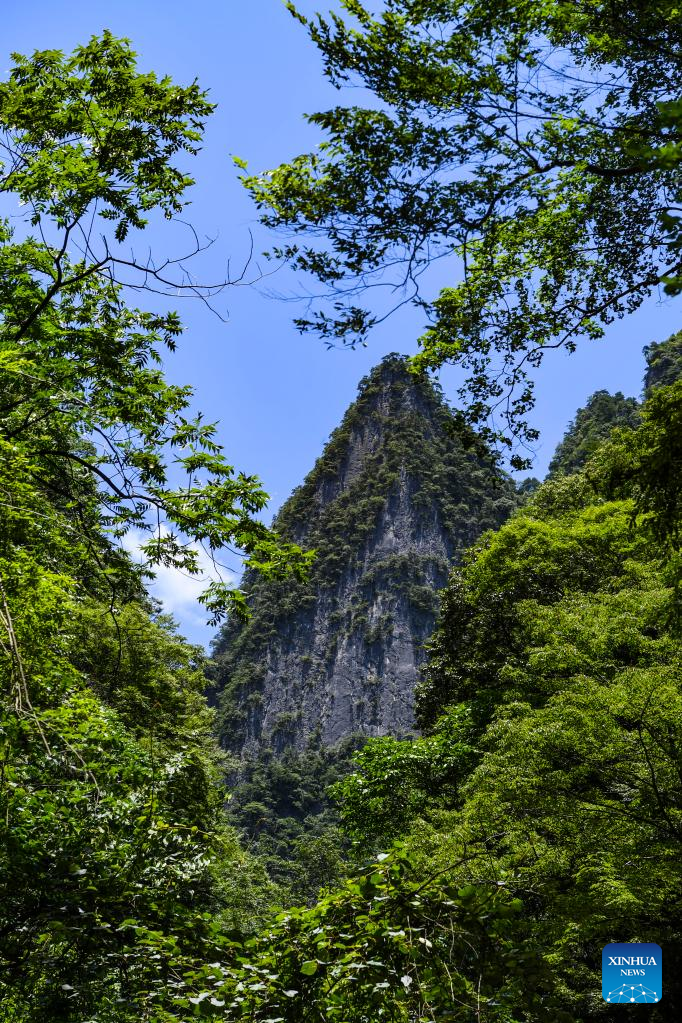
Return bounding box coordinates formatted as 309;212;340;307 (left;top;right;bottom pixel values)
606;982;659;1003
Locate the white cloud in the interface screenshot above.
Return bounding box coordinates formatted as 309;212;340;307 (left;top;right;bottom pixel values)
121;528;241;643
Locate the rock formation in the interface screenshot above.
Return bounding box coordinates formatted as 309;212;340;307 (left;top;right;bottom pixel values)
211;355;520;756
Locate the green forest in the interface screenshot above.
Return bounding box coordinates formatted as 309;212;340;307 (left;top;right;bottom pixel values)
2;2;682;1021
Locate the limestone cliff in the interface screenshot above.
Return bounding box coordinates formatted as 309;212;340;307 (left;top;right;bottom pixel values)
211;355;519;756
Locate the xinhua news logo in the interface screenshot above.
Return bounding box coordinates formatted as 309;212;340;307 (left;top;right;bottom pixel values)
602;943;662;1004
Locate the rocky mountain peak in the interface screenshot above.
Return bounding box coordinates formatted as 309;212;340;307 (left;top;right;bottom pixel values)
211;355;519;757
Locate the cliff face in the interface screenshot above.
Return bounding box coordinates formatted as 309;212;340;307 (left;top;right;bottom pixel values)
212;355;519;756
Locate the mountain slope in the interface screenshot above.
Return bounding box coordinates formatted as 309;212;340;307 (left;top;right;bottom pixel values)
644;329;682;393
548;389;641;477
211;355;520;757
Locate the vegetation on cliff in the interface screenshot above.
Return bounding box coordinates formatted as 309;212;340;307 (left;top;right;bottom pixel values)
645;330;682;393
212;355;520;754
548;391;641;477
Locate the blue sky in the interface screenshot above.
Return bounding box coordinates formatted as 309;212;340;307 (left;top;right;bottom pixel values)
5;1;682;645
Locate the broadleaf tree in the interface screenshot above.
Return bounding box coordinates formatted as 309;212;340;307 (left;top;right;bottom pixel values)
0;31;311;623
242;0;682;464
0;32;307;1022
331;416;682;1019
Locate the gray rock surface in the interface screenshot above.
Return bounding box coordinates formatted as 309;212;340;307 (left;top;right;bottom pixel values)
212;355;519;755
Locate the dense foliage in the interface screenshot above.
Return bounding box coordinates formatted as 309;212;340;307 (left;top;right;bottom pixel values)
0;437;276;1021
223;741;358;905
178;848;557;1022
0;34;299;1021
3;13;682;1023
330;382;682;1019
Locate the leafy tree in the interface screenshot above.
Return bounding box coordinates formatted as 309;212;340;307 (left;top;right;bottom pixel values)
0;438;278;1021
179;847;558;1022
331;398;682;1018
589;380;682;562
0;34;302;1020
415;484;652;727
330;707;477;853
0;31;309;622
453;660;682;1019
242;0;682;462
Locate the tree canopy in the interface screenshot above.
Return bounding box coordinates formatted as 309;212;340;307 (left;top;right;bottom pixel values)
331;408;682;1019
242;0;682;462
